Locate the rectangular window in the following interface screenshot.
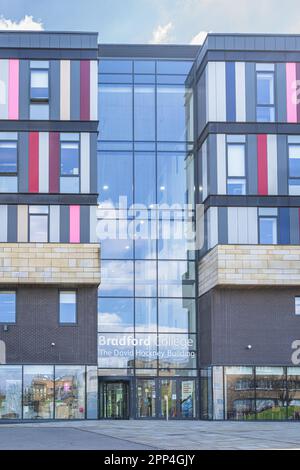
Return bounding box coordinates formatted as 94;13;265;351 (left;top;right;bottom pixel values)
259;215;277;244
0;291;16;323
289;144;300;194
30;69;49;101
29;205;49;242
0;136;18;192
59;291;77;324
227;143;246;195
295;297;300;315
60;135;80;193
256;65;275;122
30;61;49;120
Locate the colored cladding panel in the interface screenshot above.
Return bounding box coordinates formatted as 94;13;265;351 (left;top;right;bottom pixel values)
17;205;28;242
29;132;39;193
70;61;80;120
39;132;49;193
50;205;60;243
226;62;236;121
89;206;97;243
80;60;90;120
235;62;246;122
217;134;226;194
0;59;8;119
279;208;290;244
60;60;70;120
207;62;217;122
90;60;98;121
267;135;278;195
216;62;226;121
69;205;80;243
8;59;19;119
0;205;7;242
297;63;300;123
49;132;60;193
286;63;297;123
257;135;268;195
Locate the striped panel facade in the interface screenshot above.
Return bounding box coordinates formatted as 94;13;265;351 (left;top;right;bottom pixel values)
200;134;284;199
204;206;300;250
205;61;246;124
0;59;97;121
0;131;97;194
0;204;96;243
202;61;300;128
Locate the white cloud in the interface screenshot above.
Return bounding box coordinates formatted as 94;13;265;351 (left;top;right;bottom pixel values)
0;15;43;31
190;31;208;45
149;21;173;44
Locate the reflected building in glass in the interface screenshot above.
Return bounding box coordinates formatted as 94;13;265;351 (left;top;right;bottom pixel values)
97;45;198;418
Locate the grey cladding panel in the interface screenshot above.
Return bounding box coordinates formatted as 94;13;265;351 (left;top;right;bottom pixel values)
277;135;288;195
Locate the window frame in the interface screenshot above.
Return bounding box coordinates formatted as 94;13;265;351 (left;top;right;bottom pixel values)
258;214;278;245
59;135;81;193
256;67;276;122
0;290;16;324
59;290;78;325
28;205;49;243
226;141;247;195
288;143;300;194
0;139;18;176
30;67;49;103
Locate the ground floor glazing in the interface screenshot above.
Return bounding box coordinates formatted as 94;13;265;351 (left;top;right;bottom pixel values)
201;366;300;421
1;365;300;420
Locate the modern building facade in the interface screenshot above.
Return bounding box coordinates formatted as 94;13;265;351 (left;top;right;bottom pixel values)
0;31;100;420
1;31;300;421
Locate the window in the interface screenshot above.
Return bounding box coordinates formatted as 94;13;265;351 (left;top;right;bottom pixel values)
59;291;77;324
0;136;18;192
30;61;49;120
256;64;275;122
259;208;278;244
0;291;16;323
99;84;133;141
29;206;49;242
157;86;193;142
98;152;133;207
60;134;80;193
289;144;300;195
227;143;246;195
295;297;300;315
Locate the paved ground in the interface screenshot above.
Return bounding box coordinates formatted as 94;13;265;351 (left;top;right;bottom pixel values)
0;420;300;450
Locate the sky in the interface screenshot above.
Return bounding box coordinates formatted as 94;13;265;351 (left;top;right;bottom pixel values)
0;0;300;45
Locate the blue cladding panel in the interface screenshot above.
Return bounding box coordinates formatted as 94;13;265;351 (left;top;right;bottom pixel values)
226;62;236;121
19;60;29;120
50;60;60;120
7;205;17;242
279;208;290;244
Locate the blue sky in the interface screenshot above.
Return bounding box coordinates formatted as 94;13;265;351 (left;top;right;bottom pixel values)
0;0;300;44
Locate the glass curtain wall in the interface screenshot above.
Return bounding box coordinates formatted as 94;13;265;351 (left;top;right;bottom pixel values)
203;366;300;421
98;59;197;417
0;365;96;420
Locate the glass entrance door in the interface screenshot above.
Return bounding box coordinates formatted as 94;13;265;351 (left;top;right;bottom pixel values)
100;381;129;419
137;379;156;418
160;379;197;419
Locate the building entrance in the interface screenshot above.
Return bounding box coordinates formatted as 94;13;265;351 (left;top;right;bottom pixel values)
99;380;129;419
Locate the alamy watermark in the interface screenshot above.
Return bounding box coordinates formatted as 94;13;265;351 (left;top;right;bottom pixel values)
96;197;205;251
